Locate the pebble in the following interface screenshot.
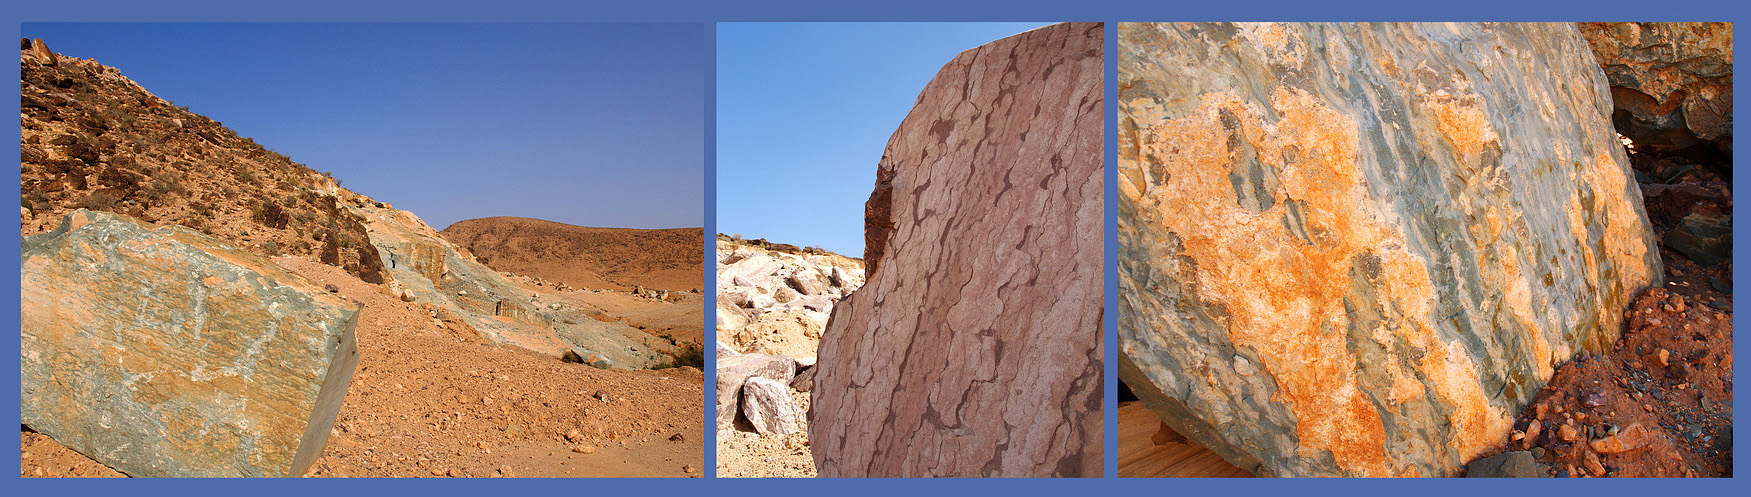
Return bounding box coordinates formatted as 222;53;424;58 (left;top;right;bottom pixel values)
1558;423;1579;442
1584;451;1606;476
572;445;596;454
683;464;696;474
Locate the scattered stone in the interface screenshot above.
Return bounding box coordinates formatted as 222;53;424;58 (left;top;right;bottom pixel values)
742;377;806;436
1583;451;1606;477
715;353;796;428
1591;423;1655;453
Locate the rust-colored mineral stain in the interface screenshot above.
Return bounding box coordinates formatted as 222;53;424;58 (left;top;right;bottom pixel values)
1133;87;1510;476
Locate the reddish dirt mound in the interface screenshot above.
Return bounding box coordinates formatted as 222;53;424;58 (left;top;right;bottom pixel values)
441;216;701;292
1471;147;1733;478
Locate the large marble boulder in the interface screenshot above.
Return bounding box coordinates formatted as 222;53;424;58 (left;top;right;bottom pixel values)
1576;22;1733;155
1117;22;1662;478
810;22;1105;478
20;210;360;477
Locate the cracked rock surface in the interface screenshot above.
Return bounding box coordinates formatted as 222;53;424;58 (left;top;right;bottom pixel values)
810;21;1105;478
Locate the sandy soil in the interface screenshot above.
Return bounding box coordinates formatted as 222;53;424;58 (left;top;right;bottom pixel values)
715;389;816;478
20;258;704;478
441;216;702;293
552;288;707;347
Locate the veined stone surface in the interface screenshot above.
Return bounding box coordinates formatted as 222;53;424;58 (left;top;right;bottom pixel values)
1117;22;1662;478
20;209;360;477
810;22;1105;478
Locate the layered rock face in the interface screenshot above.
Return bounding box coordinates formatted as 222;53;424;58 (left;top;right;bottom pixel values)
810;22;1105;478
353;203;672;369
1576;22;1733;156
1118;22;1663;477
20;210;360;477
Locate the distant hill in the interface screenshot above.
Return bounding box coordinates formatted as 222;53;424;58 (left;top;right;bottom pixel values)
440;216;702;292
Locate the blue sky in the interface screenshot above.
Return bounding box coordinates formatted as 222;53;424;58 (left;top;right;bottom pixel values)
20;23;705;230
716;22;1052;256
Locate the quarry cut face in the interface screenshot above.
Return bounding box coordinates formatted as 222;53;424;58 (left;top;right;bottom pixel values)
20;209;360;477
809;22;1106;478
1116;22;1662;477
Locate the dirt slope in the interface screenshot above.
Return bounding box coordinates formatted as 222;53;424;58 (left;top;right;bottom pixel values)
441;216;701;292
22;258;705;478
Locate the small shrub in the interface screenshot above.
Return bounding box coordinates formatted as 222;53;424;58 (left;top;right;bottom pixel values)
77;192;120;211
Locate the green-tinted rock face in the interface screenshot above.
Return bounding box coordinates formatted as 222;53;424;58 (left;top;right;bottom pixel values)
1118;22;1662;477
20;209;359;477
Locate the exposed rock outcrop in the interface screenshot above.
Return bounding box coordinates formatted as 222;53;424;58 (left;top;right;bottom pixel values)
810;22;1105;478
353;203;673;369
1117;22;1663;477
715;236;864;360
20;210;359;477
1577;22;1733;156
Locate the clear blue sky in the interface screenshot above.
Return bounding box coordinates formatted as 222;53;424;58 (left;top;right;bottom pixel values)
20;23;704;230
716;22;1051;256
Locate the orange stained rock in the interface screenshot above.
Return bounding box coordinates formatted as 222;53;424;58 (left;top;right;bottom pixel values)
1131;87;1513;476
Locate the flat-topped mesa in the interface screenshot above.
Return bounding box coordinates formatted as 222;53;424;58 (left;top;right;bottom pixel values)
20;209;360;477
810;22;1106;478
1117;22;1662;478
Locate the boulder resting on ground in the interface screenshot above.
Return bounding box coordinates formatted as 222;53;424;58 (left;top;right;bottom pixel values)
1118;22;1662;477
20;209;360;477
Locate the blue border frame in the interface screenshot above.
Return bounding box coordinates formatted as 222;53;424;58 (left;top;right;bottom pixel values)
7;0;1747;494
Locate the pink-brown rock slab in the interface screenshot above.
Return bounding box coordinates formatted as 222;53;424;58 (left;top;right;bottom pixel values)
810;22;1105;478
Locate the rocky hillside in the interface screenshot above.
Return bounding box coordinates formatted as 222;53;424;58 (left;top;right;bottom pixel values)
20;39;382;283
19;38;704;478
440;216;702;293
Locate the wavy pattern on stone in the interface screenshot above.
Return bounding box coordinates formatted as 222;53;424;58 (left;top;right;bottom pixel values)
810;22;1105;478
1117;22;1662;477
